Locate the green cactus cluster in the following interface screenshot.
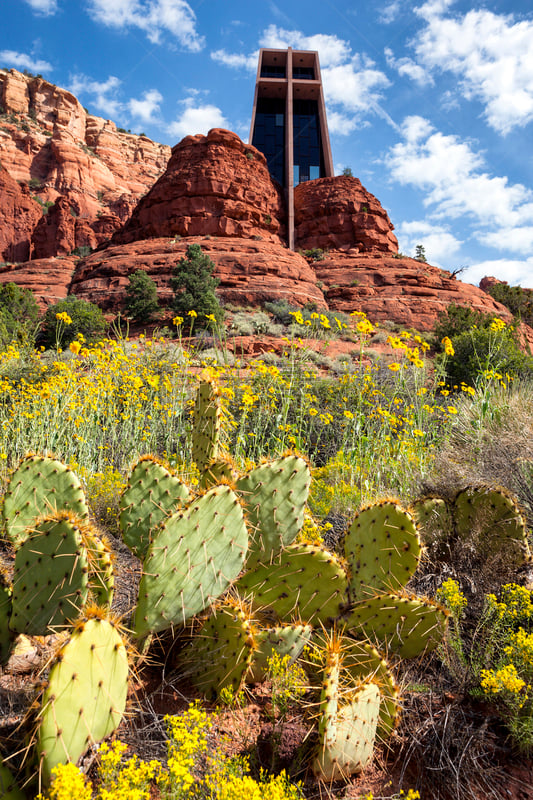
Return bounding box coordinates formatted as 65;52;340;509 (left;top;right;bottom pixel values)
0;381;452;792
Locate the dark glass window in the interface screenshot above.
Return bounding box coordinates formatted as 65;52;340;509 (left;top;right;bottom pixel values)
293;66;315;79
260;65;286;78
293;98;324;184
252;97;285;185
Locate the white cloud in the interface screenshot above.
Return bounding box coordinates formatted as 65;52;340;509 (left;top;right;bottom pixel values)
68;74;123;118
128;89;163;123
0;50;52;73
412;4;533;134
396;219;462;264
327;111;360;136
481;227;533;255
379;1;401;24
167;99;228;140
384;47;432;87
87;0;204;50
22;0;58;15
210;49;258;72
386;116;533;237
460;258;533;289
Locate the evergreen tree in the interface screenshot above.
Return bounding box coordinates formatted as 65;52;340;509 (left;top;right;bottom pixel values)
170;244;223;327
415;244;427;263
0;282;40;347
124;269;160;322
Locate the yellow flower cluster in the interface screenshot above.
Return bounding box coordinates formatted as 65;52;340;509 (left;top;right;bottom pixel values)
437;579;467;616
37;763;92;800
480;663;526;695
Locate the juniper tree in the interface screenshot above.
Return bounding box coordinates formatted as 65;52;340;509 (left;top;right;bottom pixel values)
170;244;223;327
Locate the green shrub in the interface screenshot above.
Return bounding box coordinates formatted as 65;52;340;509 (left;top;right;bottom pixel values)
487;283;533;327
124;269;160;323
0;282;40;347
433;303;495;350
170;244;223;327
438;323;533;387
39;297;107;349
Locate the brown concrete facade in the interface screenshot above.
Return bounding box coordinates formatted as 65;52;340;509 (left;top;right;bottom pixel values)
249;48;334;250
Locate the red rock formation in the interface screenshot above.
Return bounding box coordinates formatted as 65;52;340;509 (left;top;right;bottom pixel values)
479;276;505;293
314;252;511;330
69;237;325;311
31;197;123;259
294;176;398;253
0;256;76;307
0;68;170;254
0;163;42;262
111;129;286;246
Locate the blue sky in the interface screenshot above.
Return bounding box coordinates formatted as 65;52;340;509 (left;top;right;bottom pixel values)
2;0;533;287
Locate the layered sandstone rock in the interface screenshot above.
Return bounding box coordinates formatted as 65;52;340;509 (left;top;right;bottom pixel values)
110;129;286;246
70;237;325;311
0;68;170;253
0;256;76;307
294;176;398;253
0;163;41;262
314;252;511;331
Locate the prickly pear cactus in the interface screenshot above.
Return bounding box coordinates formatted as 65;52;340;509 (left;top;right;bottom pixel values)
192;381;221;472
187;600;255;698
344;501;421;600
10;513;89;636
454;485;530;566
2;454;89;547
342;593;448;659
341;640;400;739
235;543;348;626
0;758;25;800
249;623;312;683
133;485;248;638
312;636;381;781
119;455;190;559
313;682;381;781
236;455;311;566
0;571;14;666
36;611;128;786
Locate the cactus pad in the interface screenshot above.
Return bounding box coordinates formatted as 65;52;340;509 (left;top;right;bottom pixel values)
192;381;221;471
236;455;311;566
83;528;114;607
0;758;25;800
10;514;89;636
235;544;348;625
344;501;421;600
119;456;190;559
249;623;312;683
453;486;530;565
133;485;248;638
36;614;128;785
411;496;453;547
342;639;399;740
0;575;14;666
313;677;381;780
343;593;448;659
187;601;255;698
2;455;88;547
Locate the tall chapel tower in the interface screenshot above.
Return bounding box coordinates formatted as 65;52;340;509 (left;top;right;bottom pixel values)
249;48;334;249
